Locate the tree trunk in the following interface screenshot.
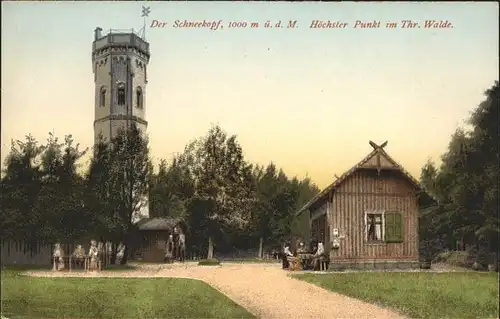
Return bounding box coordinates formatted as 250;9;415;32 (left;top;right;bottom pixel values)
207;236;214;260
120;234;129;264
258;236;264;259
110;243;117;265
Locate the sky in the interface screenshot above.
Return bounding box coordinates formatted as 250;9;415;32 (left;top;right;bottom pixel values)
1;2;498;189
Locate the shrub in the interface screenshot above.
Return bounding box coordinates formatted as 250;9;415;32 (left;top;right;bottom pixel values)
198;259;220;266
487;252;498;265
433;251;452;263
433;251;474;268
475;249;489;267
419;239;442;262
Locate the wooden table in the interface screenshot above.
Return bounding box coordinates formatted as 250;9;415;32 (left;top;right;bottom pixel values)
53;256;90;272
298;253;315;270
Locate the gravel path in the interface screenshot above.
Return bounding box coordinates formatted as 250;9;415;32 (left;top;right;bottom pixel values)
27;262;406;319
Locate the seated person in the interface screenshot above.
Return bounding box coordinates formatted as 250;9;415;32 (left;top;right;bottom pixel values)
303;244;317;270
296;242;306;254
311;244;318;255
282;244;294;269
309;239;318;253
298;242;314;269
312;242;326;270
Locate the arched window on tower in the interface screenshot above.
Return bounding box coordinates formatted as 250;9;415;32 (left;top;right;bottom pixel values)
117;82;126;106
99;86;106;107
136;86;143;109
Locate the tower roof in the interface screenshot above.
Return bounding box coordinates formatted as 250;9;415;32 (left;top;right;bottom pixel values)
92;28;150;58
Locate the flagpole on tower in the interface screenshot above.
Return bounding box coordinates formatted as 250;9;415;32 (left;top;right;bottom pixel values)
141;5;151;40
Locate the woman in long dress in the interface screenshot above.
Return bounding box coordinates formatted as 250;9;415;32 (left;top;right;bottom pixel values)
282;244;294;269
88;240;99;271
312;242;326;270
164;235;174;263
53;243;65;271
178;233;186;262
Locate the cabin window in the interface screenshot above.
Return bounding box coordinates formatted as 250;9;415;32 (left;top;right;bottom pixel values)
385;212;404;243
117;83;126;105
365;211;384;242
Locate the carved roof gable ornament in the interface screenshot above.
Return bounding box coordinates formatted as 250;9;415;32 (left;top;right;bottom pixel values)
368;140;388;175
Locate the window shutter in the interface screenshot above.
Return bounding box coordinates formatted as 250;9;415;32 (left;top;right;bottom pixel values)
385;212;403;243
364;213;368;241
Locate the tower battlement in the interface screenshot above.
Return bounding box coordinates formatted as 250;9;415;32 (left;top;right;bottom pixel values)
92;27;150;62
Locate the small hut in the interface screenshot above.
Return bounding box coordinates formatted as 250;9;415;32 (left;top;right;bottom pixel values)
295;140;435;270
134;217;186;262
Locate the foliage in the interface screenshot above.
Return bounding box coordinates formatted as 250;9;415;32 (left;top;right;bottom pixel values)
1;133;88;246
1;123;317;259
197;258;221;266
294;272;499;319
105;125;152;263
149;156;194;219
2;268;254;319
109;125;151;222
419;81;499;262
85;135;117;240
433;251;475;269
250;164;319;254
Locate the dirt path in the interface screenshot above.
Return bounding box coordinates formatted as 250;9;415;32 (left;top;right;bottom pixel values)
27;262;406;319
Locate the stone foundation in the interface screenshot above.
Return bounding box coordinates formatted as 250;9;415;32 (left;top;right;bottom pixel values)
329;260;420;271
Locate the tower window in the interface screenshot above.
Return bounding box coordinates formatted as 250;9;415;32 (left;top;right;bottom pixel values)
117;83;126;106
99;86;106;107
136;87;143;109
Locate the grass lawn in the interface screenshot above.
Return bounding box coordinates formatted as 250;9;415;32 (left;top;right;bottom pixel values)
1;268;255;319
293;272;499;319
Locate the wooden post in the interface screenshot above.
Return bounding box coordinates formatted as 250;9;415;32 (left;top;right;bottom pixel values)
69;256;72;272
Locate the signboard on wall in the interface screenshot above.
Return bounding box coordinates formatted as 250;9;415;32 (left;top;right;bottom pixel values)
157;240;166;250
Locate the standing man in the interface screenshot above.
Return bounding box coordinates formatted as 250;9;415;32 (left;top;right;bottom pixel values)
178;232;186;262
172;226;180;260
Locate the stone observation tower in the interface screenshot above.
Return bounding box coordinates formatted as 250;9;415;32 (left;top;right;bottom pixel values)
92;27;151;220
92;27;150;143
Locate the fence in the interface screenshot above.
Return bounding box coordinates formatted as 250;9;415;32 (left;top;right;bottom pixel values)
215;249;281;261
1;241;54;266
1;240;113;266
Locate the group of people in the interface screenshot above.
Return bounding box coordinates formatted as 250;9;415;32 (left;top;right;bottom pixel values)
164;226;186;263
53;240;112;271
282;240;326;271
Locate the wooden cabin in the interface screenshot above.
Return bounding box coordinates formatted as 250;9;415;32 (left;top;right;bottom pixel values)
134;217;186;262
296;141;433;270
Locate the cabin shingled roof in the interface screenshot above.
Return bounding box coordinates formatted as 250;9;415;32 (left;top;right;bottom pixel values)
137;217;184;231
296;141;426;216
